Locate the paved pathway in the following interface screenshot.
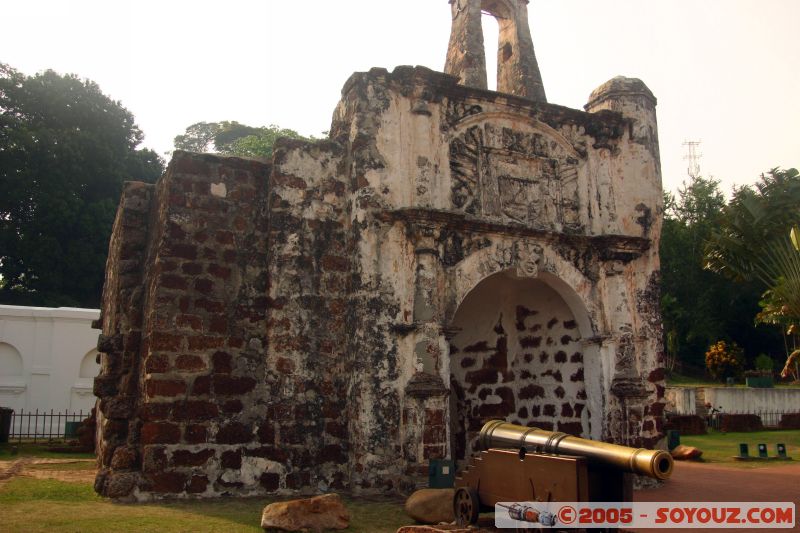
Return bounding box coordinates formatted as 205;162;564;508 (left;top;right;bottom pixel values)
632;462;800;532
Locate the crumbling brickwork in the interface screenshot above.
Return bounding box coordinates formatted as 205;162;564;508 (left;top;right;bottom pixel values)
449;276;588;460
94;3;665;501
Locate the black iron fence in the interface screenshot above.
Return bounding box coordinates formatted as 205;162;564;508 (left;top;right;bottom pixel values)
751;411;790;429
706;410;800;430
3;409;89;444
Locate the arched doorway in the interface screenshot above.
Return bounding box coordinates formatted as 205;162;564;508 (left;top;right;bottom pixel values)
448;271;590;460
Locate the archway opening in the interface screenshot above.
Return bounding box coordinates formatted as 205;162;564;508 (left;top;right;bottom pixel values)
480;0;517;93
480;13;499;91
448;271;590;461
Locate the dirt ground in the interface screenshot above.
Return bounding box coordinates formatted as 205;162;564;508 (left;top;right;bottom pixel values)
0;457;97;486
631;461;800;532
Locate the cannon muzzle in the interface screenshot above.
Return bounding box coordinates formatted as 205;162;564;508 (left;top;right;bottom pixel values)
479;420;673;480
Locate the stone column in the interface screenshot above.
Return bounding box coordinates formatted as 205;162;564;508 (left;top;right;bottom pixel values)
401;222;450;490
494;0;547;101
445;0;488;90
445;0;547;102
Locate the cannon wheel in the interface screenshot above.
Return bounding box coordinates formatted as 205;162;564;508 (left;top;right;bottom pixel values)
453;487;480;526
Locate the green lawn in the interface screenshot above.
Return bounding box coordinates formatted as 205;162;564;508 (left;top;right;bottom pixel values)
666;372;717;387
0;442;95;460
666;372;800;388
0;477;410;533
681;429;800;468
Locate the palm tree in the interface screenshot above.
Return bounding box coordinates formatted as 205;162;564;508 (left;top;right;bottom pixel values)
704;168;800;380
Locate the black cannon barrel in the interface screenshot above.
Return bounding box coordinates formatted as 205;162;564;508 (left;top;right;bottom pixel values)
479;420;673;480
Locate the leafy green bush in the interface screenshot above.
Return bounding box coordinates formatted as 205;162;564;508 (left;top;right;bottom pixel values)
755;353;774;373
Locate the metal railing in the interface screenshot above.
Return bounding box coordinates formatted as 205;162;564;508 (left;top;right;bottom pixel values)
4;409;89;444
706;410;799;430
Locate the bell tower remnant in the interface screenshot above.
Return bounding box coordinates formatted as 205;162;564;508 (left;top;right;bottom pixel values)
445;0;547;101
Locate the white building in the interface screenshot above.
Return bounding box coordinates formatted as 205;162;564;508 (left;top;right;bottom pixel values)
0;305;100;415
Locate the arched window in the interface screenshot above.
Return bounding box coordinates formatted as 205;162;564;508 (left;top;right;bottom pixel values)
0;342;24;377
481;12;500;91
446;0;546;100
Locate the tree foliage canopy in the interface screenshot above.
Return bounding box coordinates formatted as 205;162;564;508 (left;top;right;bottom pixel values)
0;63;164;307
173;121;311;159
705;168;800;284
660;176;782;370
701;168;800;377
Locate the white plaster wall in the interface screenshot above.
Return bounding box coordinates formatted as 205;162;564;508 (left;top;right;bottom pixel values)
664;387;697;415
703;388;800;414
666;386;800;415
0;305;100;415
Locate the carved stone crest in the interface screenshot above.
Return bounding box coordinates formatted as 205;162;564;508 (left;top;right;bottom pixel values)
449;122;583;232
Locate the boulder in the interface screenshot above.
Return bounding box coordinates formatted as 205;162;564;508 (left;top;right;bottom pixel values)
404;488;455;525
261;493;349;532
671;444;703;460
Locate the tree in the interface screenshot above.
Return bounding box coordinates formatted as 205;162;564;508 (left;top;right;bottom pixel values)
704;168;800;377
173;121;261;153
0;63;164;308
173;121;311;159
705;168;800;283
659;176;782;371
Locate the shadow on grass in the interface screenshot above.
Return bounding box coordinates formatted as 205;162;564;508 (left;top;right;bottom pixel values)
0;476;410;533
0;441;95;460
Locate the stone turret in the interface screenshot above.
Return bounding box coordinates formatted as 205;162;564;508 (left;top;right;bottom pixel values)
585;76;662;238
585;76;660;166
445;0;546;101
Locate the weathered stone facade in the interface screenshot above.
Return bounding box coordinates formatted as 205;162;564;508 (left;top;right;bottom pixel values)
93;1;665;501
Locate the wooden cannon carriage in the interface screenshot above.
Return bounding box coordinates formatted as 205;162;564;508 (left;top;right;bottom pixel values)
453;420;674;526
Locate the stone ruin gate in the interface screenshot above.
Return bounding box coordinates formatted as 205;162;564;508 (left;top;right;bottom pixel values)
92;0;667;500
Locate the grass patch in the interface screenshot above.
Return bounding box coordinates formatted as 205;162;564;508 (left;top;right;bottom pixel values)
0;478;99;503
0;477;410;533
666;371;800;388
682;429;800;468
345;497;408;532
666;372;717;387
0;442;95;460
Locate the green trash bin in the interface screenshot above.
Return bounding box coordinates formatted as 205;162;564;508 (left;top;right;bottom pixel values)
428;459;455;488
0;407;13;443
64;421;81;439
666;430;680;451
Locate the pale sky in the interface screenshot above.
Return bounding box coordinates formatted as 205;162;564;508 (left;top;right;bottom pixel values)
2;0;798;195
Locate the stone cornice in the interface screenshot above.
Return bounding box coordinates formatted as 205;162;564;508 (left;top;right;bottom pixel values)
377;208;651;262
